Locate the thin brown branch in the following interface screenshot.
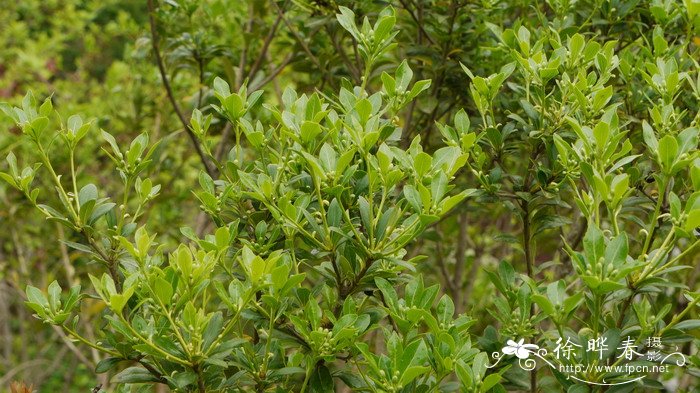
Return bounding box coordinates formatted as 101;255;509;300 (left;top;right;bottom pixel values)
274;1;323;71
214;123;233;163
236;3;255;89
147;0;217;178
135;356;167;384
250;53;294;91
246;8;285;82
452;212;468;311
398;0;436;45
326;25;361;83
0;359;48;386
435;235;455;293
51;326;95;369
196;57;205;109
462;253;482;312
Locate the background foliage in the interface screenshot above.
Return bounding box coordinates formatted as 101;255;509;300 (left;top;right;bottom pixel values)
1;0;699;392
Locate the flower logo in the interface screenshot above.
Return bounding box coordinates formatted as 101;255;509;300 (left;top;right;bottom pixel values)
502;339;539;359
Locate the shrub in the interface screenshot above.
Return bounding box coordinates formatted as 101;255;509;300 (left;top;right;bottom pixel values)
1;9;500;392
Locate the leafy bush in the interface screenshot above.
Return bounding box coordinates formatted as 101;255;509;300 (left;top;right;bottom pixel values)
1;1;699;392
1;9;493;392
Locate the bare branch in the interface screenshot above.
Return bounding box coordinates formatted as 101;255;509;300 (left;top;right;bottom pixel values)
398;0;436;45
250;53;294;91
246;7;285;82
236;3;255;89
273;1;323;71
147;0;217;178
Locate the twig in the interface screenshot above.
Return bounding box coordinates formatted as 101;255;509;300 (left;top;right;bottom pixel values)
0;359;48;386
32;346;68;388
214;123;233;163
246;8;285;82
147;0;217;178
452;212;468;312
326;25;361;83
236;3;255;89
250;54;294;91
51;325;95;369
397;0;436;45
196;57;205;109
434;235;455;293
462;251;482;310
195;364;206;393
56;224;76;285
274;2;323;71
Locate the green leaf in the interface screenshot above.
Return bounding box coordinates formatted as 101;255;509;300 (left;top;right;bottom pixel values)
403;185;422;213
30;116;49;134
153;277;173;306
436;294;454;326
271;263;290;291
336;7;359;41
407;79;431;100
202;312;223;351
355;99;373;123
685;209;700;232
454;110;470;135
413;152;432;177
374;13;396;43
604;233;628;266
592;86;613;112
250;255;267;282
568;33;584;62
78;184;98;207
396;60;413;91
400;365;430;386
381;72;396;94
110;285;135;314
430;172;448;203
532;294;556;316
482;373;502;391
300;121;323;144
26;285;49;309
319;143;337;172
111;366;161;383
583;224;605;266
358;196;372;234
47;280;61;311
308;363;334;393
306;299;322;331
563;292;584;314
517;26;531;53
658;135;678;173
375;277;399;311
67;114;82;133
95;357;122;373
399;339;428;372
674;319;700;331
213;77;231;97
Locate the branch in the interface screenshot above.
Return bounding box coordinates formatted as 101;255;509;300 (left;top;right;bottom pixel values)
452;212;468;310
326;25;361;83
434;234;455;293
52;325;95;369
273;2;323;71
246;7;285;82
0;359;48;386
147;0;217;178
250;53;294;91
397;0;436;45
236;3;255;89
